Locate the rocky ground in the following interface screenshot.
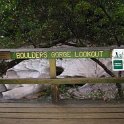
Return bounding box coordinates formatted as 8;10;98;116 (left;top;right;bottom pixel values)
0;58;123;101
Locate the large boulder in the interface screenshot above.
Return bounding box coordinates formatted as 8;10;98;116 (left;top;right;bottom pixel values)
0;58;120;100
3;59;51;99
65;83;118;100
58;58;112;78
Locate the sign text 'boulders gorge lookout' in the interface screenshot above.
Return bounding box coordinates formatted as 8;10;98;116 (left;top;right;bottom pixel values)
11;50;110;59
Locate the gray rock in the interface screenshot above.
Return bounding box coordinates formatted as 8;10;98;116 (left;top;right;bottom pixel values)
0;93;3;99
66;83;118;100
2;84;49;100
2;58;121;100
0;84;7;92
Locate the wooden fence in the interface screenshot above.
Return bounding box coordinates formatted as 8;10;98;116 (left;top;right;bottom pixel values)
0;47;124;103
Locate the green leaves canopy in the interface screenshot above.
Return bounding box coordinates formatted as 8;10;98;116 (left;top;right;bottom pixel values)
0;0;124;48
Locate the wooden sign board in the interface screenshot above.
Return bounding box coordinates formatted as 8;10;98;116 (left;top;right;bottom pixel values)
11;50;111;59
0;47;113;59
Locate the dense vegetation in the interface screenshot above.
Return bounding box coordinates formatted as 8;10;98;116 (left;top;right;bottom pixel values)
0;0;124;99
0;0;124;48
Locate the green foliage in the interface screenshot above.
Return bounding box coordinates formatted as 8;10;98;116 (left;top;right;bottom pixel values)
0;0;124;48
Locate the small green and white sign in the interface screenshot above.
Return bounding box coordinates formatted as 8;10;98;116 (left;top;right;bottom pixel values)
113;60;123;69
112;49;124;71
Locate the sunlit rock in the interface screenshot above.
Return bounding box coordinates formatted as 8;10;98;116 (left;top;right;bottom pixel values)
3;84;47;99
0;58;120;100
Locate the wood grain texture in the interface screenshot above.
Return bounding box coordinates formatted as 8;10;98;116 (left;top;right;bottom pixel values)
0;119;124;124
0;52;11;59
0;103;124;124
49;59;59;103
0;77;124;84
0;107;124;113
0;112;124;119
0;102;124;107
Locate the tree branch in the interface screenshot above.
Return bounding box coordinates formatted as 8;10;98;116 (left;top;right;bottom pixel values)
91;58;123;98
91;58;116;77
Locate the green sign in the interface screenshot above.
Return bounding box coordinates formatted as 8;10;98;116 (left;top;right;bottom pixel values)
11;50;111;59
113;60;123;69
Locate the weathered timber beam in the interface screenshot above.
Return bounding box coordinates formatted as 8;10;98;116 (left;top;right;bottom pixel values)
0;78;124;84
49;59;59;103
0;47;118;59
0;52;11;59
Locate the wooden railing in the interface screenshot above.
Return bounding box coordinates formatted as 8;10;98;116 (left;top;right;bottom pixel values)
0;47;124;103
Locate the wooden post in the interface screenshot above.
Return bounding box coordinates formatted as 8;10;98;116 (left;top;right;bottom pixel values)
49;59;59;103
